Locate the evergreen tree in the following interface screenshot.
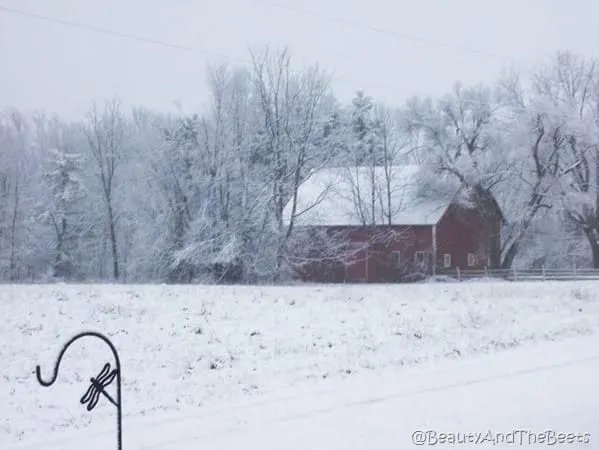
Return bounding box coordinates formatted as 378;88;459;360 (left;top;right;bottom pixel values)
41;147;86;278
350;91;384;166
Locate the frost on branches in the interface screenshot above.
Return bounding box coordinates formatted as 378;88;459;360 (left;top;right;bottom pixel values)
2;48;599;282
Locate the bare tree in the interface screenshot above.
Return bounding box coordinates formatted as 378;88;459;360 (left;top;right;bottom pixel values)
375;104;411;226
0;111;30;280
83;100;125;280
249;46;332;279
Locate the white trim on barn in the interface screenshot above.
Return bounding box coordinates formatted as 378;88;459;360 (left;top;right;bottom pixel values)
432;224;437;276
444;253;451;268
468;253;476;267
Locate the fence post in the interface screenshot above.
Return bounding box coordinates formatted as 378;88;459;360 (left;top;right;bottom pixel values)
485;266;488;277
512;266;517;281
456;266;461;281
542;265;546;281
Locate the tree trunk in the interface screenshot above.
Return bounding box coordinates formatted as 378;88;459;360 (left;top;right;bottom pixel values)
54;217;67;278
584;228;599;268
274;243;284;282
487;218;502;269
474;186;502;268
500;240;519;269
107;201;119;280
592;242;599;268
9;180;19;281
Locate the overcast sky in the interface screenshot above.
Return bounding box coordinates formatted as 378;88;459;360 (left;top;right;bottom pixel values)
1;0;598;119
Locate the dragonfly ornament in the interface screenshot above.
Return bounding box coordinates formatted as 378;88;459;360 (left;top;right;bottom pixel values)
80;362;119;410
36;331;124;450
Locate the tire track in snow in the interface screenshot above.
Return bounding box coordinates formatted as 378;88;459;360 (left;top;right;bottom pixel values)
8;336;599;450
143;350;599;449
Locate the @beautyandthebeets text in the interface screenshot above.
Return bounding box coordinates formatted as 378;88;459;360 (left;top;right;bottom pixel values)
411;429;591;446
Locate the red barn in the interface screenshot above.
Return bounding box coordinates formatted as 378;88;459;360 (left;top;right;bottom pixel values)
283;165;502;283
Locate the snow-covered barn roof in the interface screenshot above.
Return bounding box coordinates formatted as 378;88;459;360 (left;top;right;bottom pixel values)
283;165;455;227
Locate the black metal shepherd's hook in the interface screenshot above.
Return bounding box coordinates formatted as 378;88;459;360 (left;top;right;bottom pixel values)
35;331;123;450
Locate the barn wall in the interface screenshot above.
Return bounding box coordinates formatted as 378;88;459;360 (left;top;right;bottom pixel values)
436;204;492;270
297;225;434;283
293;202;501;282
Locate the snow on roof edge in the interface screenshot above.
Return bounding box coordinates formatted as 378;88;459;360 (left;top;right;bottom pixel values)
283;165;455;227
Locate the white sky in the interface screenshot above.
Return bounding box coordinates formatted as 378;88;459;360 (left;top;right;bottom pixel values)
1;0;598;119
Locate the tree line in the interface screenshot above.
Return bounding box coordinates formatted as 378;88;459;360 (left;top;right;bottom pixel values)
1;47;598;283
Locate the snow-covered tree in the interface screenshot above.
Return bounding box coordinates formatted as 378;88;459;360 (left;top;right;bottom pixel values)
0;110;37;280
3;46;599;282
248;46;333;279
491;71;563;268
41;146;86;278
374;104;411;226
405;82;505;267
532;51;599;267
83;100;127;280
350;91;384;166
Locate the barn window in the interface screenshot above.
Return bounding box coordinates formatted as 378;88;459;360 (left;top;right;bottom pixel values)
467;253;476;267
443;253;451;268
389;251;401;268
414;251;425;264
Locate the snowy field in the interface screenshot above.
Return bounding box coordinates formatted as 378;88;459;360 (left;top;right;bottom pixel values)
2;281;599;449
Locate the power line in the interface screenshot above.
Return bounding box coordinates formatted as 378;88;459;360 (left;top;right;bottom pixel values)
0;4;440;98
0;5;249;64
0;4;586;121
249;0;532;64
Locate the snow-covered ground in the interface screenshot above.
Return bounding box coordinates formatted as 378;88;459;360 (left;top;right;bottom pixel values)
2;281;599;448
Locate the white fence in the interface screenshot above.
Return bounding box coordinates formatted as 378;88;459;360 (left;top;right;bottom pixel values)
436;266;599;281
